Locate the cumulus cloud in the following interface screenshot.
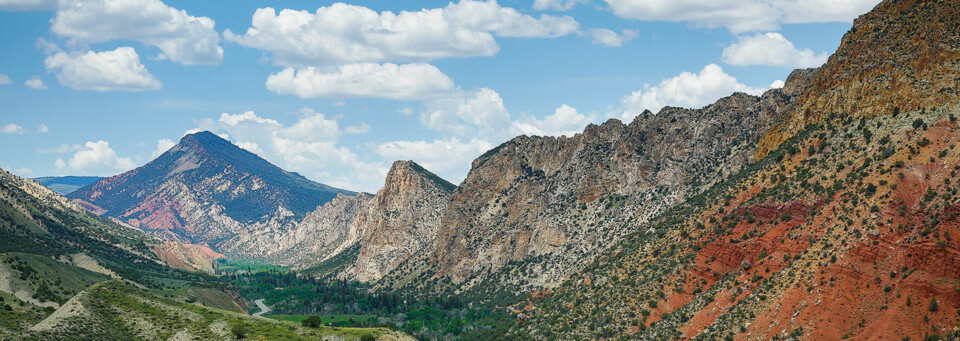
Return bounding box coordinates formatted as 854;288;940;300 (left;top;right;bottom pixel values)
37;123;49;133
191;110;387;192
421;88;512;139
511;104;595;137
25;77;47;90
0;74;10;85
0;0;55;11
151;138;175;158
224;1;579;66
266;63;456;100
618;64;768;120
44;47;162;91
586;28;638;47
51;0;223;65
533;0;588;11
56;140;136;176
722;32;828;68
2;124;25;134
375;138;493;183
603;0;879;33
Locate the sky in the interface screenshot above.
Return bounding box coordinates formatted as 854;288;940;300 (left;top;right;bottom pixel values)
0;0;880;192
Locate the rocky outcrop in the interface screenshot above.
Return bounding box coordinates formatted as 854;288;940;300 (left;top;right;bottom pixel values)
68;131;353;259
260;193;373;268
343;161;454;282
757;0;960;158
380;83;802;294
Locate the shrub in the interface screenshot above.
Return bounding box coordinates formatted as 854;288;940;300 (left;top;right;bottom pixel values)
231;322;248;339
302;315;323;328
360;334;376;341
929;298;939;312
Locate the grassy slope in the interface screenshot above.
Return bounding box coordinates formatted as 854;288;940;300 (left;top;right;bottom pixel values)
14;280;406;341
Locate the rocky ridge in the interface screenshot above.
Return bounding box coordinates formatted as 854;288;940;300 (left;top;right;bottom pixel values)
757;0;960;158
379;73;812;296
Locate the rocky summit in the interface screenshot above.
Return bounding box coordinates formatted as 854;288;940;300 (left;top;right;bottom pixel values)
68;131;354;257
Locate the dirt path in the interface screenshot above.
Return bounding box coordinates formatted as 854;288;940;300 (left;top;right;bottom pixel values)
252;299;270;317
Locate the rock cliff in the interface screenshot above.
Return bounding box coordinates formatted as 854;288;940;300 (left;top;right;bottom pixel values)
381;78;808;294
342;161;455;282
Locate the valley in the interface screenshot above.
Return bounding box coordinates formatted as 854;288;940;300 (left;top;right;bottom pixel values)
3;0;960;340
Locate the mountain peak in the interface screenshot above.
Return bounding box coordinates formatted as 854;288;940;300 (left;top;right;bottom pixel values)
388;160;456;193
757;0;960;157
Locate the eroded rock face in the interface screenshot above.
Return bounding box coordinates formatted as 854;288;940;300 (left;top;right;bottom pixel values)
342;161;455;282
382;84;802;293
68;131;354;259
757;0;960;158
258;193;373;268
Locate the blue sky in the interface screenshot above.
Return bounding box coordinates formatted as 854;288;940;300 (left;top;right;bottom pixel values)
0;0;878;192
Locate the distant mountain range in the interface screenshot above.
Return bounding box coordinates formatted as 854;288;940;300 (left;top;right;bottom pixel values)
31;176;102;195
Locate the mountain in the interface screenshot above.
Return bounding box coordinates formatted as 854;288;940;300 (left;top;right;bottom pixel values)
757;0;960;158
68;131;354;257
342;160;455;282
505;1;960;339
31;176;103;195
378;75;810;297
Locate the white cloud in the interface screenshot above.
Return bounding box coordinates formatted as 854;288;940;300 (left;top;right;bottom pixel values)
722;32;828;68
511;104;594;137
375;137;492;183
192;110;387;192
218;111;280;127
12;167;35;177
277;109;340;142
344;122;371;134
224;1;579;66
2;124;25;134
151;138;175;158
57;140;136;176
0;74;10;85
0;0;55;11
603;0;879;33
235;141;263;155
586;28;638;47
769;79;785;88
25;77;47;90
266;63;456;100
398;107;414;115
618;64;767;120
51;0;222;65
533;0;588;11
45;47;162;92
421;87;511;139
